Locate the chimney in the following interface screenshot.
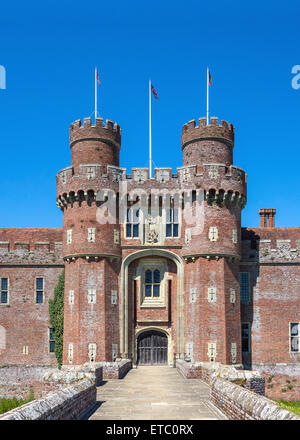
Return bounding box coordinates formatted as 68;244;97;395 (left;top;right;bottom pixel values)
259;209;276;228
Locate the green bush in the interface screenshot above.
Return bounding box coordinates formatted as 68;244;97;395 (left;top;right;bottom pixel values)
276;400;300;416
0;389;34;415
49;269;64;368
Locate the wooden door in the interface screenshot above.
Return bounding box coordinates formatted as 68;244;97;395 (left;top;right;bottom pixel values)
138;331;168;365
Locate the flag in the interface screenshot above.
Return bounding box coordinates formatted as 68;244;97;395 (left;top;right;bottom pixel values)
96;69;101;86
151;83;159;99
208;70;212;86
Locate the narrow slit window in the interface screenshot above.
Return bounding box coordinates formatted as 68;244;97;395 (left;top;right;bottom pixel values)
49;328;55;353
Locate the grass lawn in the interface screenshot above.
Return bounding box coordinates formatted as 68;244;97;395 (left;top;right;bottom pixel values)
0;389;34;415
275;400;300;416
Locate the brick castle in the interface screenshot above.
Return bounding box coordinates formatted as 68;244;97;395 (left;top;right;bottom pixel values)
0;115;299;391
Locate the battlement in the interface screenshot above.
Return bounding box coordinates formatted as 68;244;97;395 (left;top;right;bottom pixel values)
69;117;121;147
241;227;300;263
0;229;63;265
181;117;234;149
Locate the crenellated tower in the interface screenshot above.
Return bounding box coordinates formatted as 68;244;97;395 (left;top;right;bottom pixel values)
56;117;122;365
181;116;247;365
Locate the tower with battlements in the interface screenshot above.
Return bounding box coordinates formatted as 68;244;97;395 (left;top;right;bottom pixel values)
56;115;247;366
0;108;299;402
56;117;122;365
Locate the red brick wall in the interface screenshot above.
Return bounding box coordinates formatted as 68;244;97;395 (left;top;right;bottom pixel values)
241;227;300;369
0;265;62;365
184;257;241;364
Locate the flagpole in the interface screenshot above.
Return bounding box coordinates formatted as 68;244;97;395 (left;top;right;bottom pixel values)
206;67;209;125
149;78;152;179
95;68;97;120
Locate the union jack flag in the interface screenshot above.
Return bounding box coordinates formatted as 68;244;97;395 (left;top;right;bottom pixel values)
151;83;159;99
96;68;101;86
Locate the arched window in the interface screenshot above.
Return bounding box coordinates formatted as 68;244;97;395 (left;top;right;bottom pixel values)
145;269;161;298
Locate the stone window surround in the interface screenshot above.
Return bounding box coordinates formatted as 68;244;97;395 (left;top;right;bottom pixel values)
124;205;182;244
88;343;97;362
48;327;55;353
0;277;9;305
134;258;172;308
67;229;72;244
69;290;74;305
208;287;217;303
68;343;74;363
289;322;300;353
87;289;97;304
87;228;96;243
208;342;217;362
35;276;44;304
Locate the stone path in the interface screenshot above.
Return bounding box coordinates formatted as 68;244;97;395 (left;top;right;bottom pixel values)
87;366;226;420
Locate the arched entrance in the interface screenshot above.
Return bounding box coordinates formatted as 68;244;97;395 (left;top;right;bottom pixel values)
120;249;184;360
137;330;168;365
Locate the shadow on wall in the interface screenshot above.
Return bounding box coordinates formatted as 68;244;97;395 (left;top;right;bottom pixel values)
240;229;261;370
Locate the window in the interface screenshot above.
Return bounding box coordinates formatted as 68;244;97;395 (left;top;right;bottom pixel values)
111;290;117;305
240;272;250;304
112;343;118;361
242;323;251;353
67;229;72;244
88;343;97;362
231;342;237;363
208;287;217;303
69;290;74;305
49;328;55;353
209;226;218;242
230;288;236;304
208;343;217;362
145;269;161;298
68;343;74;363
290;323;300;353
36;277;44;303
126;208;140;238
88;228;95;243
0;278;8;304
166;207;179;238
88;289;96;304
22;345;29;355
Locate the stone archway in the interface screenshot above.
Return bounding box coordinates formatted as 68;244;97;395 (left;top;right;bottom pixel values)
120;249;184;359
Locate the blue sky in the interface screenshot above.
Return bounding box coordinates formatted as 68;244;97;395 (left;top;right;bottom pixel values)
0;1;299;228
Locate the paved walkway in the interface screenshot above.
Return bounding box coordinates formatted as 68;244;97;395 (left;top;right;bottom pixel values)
88;366;226;420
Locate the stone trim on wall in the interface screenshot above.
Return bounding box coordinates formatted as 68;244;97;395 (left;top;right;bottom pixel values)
0;379;96;420
211;378;299;420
